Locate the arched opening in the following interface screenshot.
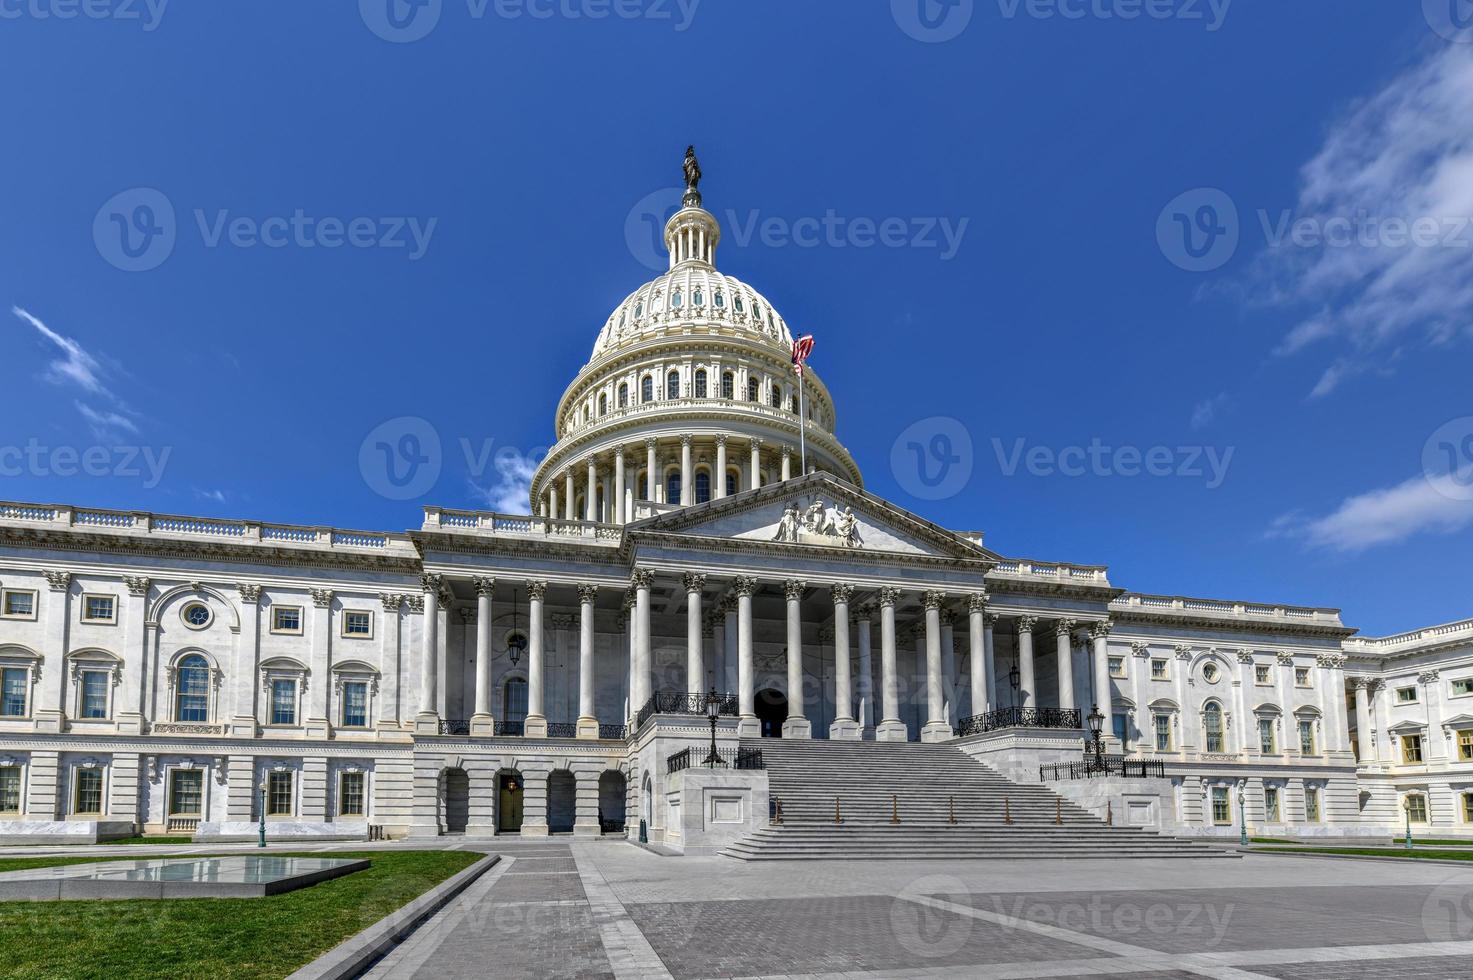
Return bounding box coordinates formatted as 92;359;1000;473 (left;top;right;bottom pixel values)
721;371;733;398
618;382;629;408
175;654;210;722
443;768;469;834
1202;701;1224;753
666;471;682;506
641;376;653;403
547;771;576;834
746;377;759;402
641;773;653;831
666;371;680;399
755;688;787;738
497;770;524;833
598;392;608;416
726;470;740;497
598;771;627;835
694;369;708;398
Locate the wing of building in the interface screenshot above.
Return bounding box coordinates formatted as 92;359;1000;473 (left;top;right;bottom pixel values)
0;154;1468;849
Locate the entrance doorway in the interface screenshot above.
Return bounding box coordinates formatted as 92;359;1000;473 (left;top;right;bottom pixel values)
755;688;788;738
547;771;576;834
443;768;469;834
498;772;524;833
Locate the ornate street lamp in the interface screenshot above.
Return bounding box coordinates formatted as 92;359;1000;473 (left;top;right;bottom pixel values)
1087;704;1106;772
703;686;721;768
505;588;526;667
258;777;267;849
1404;797;1414;851
1008;663;1021;710
1237;784;1248;847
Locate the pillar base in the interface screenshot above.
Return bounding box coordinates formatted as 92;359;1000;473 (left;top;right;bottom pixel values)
575;716;600;739
413;711;442;735
737;715;762;738
573;819;601;838
875;719;909;742
228;716;259;738
828;717;862;740
781;717;812;739
521;821;550;838
470;713;496;737
522;715;548;738
920;720;954;743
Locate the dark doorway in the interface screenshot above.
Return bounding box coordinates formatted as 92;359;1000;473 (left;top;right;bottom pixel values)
498;772;524;833
547;771;576;834
755;688;787;738
598;771;626;834
443;768;469;834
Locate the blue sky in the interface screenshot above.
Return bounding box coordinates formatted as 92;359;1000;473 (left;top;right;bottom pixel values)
2;1;1471;635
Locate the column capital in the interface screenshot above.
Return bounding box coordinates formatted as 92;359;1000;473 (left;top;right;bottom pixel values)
311;588;334;608
644;436;660;450
984;612;1001;628
459;608;477;625
527;581;549;602
1178;644;1196;660
750;436;764;449
550;612;575;630
780;444;793;458
680;433;693;446
683;572;706;595
966;592;989;613
719;594;738;614
576;584;600;605
380;593;404;612
613;444;626;459
43;570;71;592
621;588;636;612
406;595;425;614
1016;615;1038;633
783;579;807;601
237;583;262;604
1235;647;1254;664
939;608;957;626
714;434;728;446
631;568;655;591
854;600;877;619
830;583;855;605
877;587;901;609
473;576;495;597
124;575;151;597
1090;620;1113;640
922;591;946;611
733;575;758;598
420;573;444;595
1055;617;1077;637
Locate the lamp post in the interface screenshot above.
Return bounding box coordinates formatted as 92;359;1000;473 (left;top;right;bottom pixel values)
257;777;267;849
1008;663;1020;711
1237;784;1248;847
1086;704;1105;773
1404;797;1414;851
703;686;721;768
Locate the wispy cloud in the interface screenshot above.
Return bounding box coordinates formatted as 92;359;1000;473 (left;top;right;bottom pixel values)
1269;473;1473;552
13;306;141;438
75;402;139;438
1251;43;1473;397
468;450;539;515
1191;392;1231;429
194;488;228;504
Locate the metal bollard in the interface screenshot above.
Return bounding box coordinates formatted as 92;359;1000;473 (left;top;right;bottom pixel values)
1004;795;1013;825
835;796;843;825
1055;797;1063;825
891;794;900;825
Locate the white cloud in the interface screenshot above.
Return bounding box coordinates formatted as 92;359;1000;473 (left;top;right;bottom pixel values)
468;450;539;515
14;307;142;437
1270;473;1473;552
194;489;228;504
75;402;139;439
1253;43;1473;397
1191;392;1231;429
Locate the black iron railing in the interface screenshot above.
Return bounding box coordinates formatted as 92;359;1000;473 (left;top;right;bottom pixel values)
634;691;738;730
546;722;578;739
438;719;471;736
1040;756;1166;780
667;746;764;774
599;723;627;740
497;719;524;737
956;706;1082;736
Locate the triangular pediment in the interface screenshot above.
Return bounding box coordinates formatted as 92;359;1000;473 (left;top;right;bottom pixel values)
626;472;995;561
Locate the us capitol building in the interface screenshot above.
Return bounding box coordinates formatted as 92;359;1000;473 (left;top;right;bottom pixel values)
0;152;1469;852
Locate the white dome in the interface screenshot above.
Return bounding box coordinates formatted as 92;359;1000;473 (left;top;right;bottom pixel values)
591;266;795;361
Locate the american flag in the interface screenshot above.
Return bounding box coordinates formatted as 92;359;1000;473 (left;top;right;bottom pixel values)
791;334;815;374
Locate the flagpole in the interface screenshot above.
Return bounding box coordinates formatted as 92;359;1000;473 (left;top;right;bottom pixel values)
797;362;807;478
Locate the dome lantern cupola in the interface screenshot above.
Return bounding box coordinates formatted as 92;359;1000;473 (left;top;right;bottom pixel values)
665;146;720;269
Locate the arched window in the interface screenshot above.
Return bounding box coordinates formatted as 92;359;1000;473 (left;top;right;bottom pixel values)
694;369;707;398
746;377;759;402
721;372;734;398
714;290;725;309
504;677;528;727
617;312;625;329
641;376;653;403
694;471;711;504
175;655;210;722
692;288;704;307
666;471;682;506
735;295;745;314
666;371;680;399
1203;702;1224;752
789;394;799;413
671;290;683;309
582;405;590;424
598;393;607;417
618;383;629;408
726;471;739;497
634;301;643;318
770;386;782;408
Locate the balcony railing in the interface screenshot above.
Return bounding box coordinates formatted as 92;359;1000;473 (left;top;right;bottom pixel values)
635;691;738;730
438;719;471;736
599;724;628;740
956;706;1082;736
437;718;616;739
667;746;764;774
546;722;578;739
1040;756;1166;781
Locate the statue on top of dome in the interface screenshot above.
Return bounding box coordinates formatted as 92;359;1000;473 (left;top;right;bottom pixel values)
683;145;703;207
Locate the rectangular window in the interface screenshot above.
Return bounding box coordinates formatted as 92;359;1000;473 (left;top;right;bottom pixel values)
1294;667;1311;687
1259;718;1276;754
1407;794;1428;824
0;766;19;812
1112;713;1130;751
1464;793;1473;824
1;668;27;717
339;772;365;817
270;679;297;726
1153;714;1171;751
1453;679;1473;697
1;590;36;619
1254;664;1271;684
74;768;103;815
1305;787;1320;822
1211;786;1230;825
720;374;734;399
1397;686;1418;704
1460;731;1473;762
1299;719;1315;756
81;595;116;624
1151;659;1168;680
267;771;293;816
340;682;368;728
1265;786;1280;822
169;770;203;816
342;610;373;638
1108;656;1126;678
81;670;109;719
1403;734;1424;763
271;606;302;634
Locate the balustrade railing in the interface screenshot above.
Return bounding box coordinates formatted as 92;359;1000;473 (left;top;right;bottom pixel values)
599;724;628;740
667;746;764;774
546;722;578;739
1039;756;1166;780
634;691;738;730
956;706;1082;736
438;719;471;736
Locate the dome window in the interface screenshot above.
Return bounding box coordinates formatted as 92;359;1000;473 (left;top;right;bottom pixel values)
694;369;708;398
618;383;629;408
734;296;745;314
770;387;782;409
618;312;626;329
666;471;682;505
598;393;608;417
671;290;683;309
694;471;711;504
746;377;759;402
666;371;680;399
714;290;725;309
721;371;734;398
692;288;704;307
634;301;643;318
641;376;654;403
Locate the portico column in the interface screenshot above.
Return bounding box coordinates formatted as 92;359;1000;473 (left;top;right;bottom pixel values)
549;486;559;520
714;435;728;498
940;608;957;727
633;569;653;716
622;590;635;721
645;437;658;501
830;585;860;739
749;438;762;490
1016;616;1037;709
984;612;999;709
684;573;705;695
613;447;626;524
967;594;988;718
734;577;760;737
780;445;793;482
586;457;599;522
232;583;261;737
1091;620;1113;741
564;471;575;521
1055;619;1077;715
521;581;549;736
1353;679;1373;763
576;585;599;738
414;574;442;733
721;596;739;693
876;588;907;741
471;577;495;736
921;592;951;742
781;579;811;738
680;435;693;506
856;604;875;735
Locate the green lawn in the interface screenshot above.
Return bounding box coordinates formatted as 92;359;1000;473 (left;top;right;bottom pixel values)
108;836;195;846
1394;837;1473;846
1265;846;1473;862
0;850;481;980
1249;836;1298;844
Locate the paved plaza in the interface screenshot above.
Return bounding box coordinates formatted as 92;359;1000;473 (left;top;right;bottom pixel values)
353;842;1473;980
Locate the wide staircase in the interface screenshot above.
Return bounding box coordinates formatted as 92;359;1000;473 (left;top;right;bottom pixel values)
720;738;1234;861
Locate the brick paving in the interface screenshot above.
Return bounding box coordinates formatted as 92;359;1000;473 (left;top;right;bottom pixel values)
1256;958;1473;979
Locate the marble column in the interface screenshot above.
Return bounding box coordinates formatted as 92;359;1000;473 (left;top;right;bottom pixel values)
680;435;693;506
522;582;549;737
876;588;907;741
471;577;495;736
984;613;999;710
940;608;957;727
613;447;626;524
232;583;262;736
967;594;988;718
1055;619;1077;714
1091;620;1113;737
780;445;792;482
684;573;705;695
623;590;635;721
576;585;599;738
722;596;739;694
735;577;760;737
633;569;653;716
829;585;859;739
1353;679;1373;764
781;579;811;738
856;604;875;736
415;574;441;733
549;486;559;520
714;435;728;498
564;470;575;521
749;438;763;490
586;457;599;522
1016;616;1037;709
921;592;951;742
645;438;658;502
